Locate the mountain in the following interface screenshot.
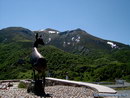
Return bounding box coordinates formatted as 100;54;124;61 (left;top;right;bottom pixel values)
35;28;129;56
0;27;34;43
0;27;130;82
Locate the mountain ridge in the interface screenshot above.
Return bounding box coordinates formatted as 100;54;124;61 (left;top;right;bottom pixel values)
34;28;129;56
0;27;34;43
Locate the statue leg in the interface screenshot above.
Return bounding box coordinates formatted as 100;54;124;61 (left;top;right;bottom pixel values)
42;73;46;94
33;69;36;81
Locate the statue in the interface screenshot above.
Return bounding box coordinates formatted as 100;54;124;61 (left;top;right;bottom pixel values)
27;33;49;96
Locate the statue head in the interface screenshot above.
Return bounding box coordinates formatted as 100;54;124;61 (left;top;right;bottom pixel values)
34;33;45;48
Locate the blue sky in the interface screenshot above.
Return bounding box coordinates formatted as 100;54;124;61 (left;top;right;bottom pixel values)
0;0;130;45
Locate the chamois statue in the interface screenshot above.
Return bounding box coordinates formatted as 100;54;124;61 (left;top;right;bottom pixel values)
29;33;47;96
31;33;47;76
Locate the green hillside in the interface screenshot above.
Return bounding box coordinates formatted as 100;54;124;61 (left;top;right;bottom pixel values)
41;46;130;82
0;43;130;82
0;27;130;82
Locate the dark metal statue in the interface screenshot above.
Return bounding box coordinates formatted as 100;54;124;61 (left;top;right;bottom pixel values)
31;33;47;77
28;33;48;96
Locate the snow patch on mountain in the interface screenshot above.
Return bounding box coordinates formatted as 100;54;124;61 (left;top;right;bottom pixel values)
71;36;80;43
39;29;59;34
48;38;51;42
67;42;71;45
72;37;75;41
63;42;66;47
107;41;118;48
75;36;80;43
48;31;59;34
46;38;52;44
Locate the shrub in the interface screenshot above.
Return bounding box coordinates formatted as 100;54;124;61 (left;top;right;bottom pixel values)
18;82;27;88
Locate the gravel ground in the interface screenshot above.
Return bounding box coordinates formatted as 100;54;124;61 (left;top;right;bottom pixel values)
45;86;94;98
0;83;95;98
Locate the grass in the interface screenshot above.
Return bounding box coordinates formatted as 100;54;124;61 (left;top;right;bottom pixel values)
114;86;130;90
18;82;27;88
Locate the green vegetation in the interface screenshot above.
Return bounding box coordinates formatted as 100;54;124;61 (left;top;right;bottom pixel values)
0;42;130;82
18;82;27;88
114;86;130;90
0;41;32;79
40;46;130;82
0;27;130;82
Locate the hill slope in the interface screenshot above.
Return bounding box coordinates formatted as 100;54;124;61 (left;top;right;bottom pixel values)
0;27;34;43
0;27;130;82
